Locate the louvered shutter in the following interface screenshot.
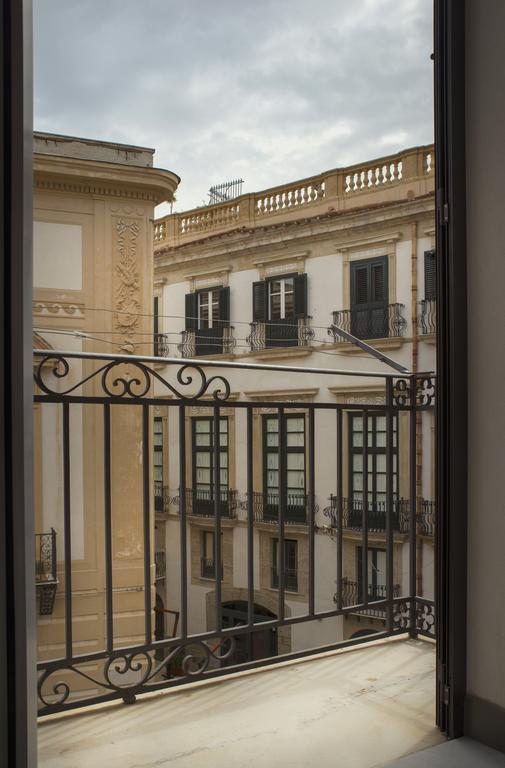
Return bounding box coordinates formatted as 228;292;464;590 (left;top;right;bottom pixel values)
371;261;386;303
351;264;369;307
294;273;308;318
218;286;230;326
252;280;267;321
185;292;198;331
424;250;436;300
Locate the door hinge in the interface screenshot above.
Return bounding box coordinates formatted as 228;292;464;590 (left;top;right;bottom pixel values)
443;203;450;223
443;684;450;706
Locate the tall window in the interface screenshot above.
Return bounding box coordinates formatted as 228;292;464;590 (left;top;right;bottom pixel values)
192;417;228;515
252;273;307;347
349;413;398;526
154;417;163;512
263;414;306;523
350;256;388;339
357;546;386;601
271;538;298;592
184;286;230;355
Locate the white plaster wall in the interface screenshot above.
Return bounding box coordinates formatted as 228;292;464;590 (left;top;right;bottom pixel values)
33;221;82;290
306;253;342;334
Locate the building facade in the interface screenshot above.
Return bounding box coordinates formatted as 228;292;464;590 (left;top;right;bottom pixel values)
33;132;179;699
152;145;436;652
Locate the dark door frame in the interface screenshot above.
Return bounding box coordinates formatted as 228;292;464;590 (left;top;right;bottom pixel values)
434;0;467;738
0;0;36;766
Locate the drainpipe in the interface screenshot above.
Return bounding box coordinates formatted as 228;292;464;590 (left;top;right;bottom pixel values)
411;221;424;597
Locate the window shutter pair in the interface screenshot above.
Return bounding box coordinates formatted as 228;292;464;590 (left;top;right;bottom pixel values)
185;287;230;330
424;250;436;300
252;274;308;320
350;257;388;309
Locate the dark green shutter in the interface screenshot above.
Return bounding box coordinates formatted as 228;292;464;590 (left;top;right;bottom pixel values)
252;280;267;321
294;273;308;317
218;286;230;326
185;292;198;331
424;250;436;300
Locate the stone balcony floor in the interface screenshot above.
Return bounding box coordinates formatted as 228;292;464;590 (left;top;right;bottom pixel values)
38;637;442;768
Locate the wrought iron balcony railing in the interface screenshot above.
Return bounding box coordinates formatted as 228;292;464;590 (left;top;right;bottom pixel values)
178;326;236;357
252;491;309;525
340;579;401;618
271;567;298;593
33;348;435;716
418;299;437;335
330;304;407;342
186;488;237;519
247;317;314;351
35;529;58;615
417;500;435;536
324;496;410;534
154;333;170;357
154;480;164;512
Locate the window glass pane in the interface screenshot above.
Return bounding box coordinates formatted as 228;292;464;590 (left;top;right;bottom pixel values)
287;470;304;489
267;418;278;432
284;290;294;317
287;417;304;432
195;420;210;433
284;277;294;291
219;452;228;468
287;432;304;447
376;431;386;447
353;473;363;491
376;416;386;432
219;419;227;432
266;433;279;447
220;469;228;485
376;475;386;492
154;466;163;482
287;453;304;470
352;431;363;447
196;468;211;484
269;279;282;294
196;433;211;446
376;454;386;473
353;454;363;472
267;470;279;488
267;454;278;469
353;416;363;432
196;453;210;467
219;433;228;447
270;292;281;319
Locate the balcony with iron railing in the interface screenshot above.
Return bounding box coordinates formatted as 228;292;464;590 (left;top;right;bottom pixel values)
200;557;223;580
153;145;434;249
153;333;170;357
329;304;407;343
247;317;314;352
34;348;437;764
418;298;437;335
324;496;410;534
35;529;58;615
339;579;402;618
252;491;309;525
178;326;236;357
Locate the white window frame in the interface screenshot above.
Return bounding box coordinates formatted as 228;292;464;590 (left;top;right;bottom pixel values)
197;289;219;330
268;277;294;321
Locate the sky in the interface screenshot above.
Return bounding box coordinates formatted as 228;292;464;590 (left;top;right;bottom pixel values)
33;0;433;214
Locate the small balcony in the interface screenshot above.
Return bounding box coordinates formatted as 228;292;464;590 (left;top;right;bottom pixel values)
252;491;309;525
330;304;407;342
417;500;436;536
35;529;58;616
186;488;237;519
178;326;235;357
154;480;164;512
153;333;170;357
247;317;314;351
418;298;437;335
325;496;410;534
340;579;402;618
200;557;223;580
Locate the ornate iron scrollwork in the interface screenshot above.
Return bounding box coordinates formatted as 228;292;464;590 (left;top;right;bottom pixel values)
38;636;235;712
415;599;436;638
393;375;435;408
34;354;231;402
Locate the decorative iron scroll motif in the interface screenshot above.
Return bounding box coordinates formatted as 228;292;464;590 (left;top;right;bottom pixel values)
392;599;412;632
392;376;435;408
37;636;235;714
33;355;231;402
415;599;436;638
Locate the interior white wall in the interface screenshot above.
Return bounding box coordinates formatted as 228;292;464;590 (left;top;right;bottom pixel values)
466;0;505;711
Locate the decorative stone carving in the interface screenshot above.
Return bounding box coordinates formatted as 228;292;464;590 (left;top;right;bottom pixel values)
113;218;142;351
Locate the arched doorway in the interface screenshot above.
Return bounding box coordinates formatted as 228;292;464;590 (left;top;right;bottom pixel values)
221;601;277;664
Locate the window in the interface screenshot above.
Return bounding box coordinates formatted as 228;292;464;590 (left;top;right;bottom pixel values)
357;546;386;602
192;417;228;515
271;538;298;592
184;286;230;355
424;249;436;300
349;413;398;528
350;256;388;339
252;273;308;347
200;530;223;580
263;415;306;523
154;417;163;512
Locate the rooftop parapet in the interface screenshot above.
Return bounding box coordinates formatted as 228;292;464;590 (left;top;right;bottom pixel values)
154;144;434;249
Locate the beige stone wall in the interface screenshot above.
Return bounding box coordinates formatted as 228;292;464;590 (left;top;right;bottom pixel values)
33;137;178;679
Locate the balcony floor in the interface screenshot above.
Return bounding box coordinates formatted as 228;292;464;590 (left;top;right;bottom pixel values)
38;638;442;768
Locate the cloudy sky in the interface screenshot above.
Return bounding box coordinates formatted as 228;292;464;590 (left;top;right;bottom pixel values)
34;0;433;213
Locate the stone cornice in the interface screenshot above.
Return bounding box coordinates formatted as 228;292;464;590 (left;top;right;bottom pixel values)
154;196;435;274
34;154;179;205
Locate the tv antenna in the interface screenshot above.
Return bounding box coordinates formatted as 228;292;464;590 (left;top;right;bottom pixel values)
208;178;244;205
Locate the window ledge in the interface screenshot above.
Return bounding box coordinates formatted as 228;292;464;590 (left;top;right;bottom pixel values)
237;346;313;362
